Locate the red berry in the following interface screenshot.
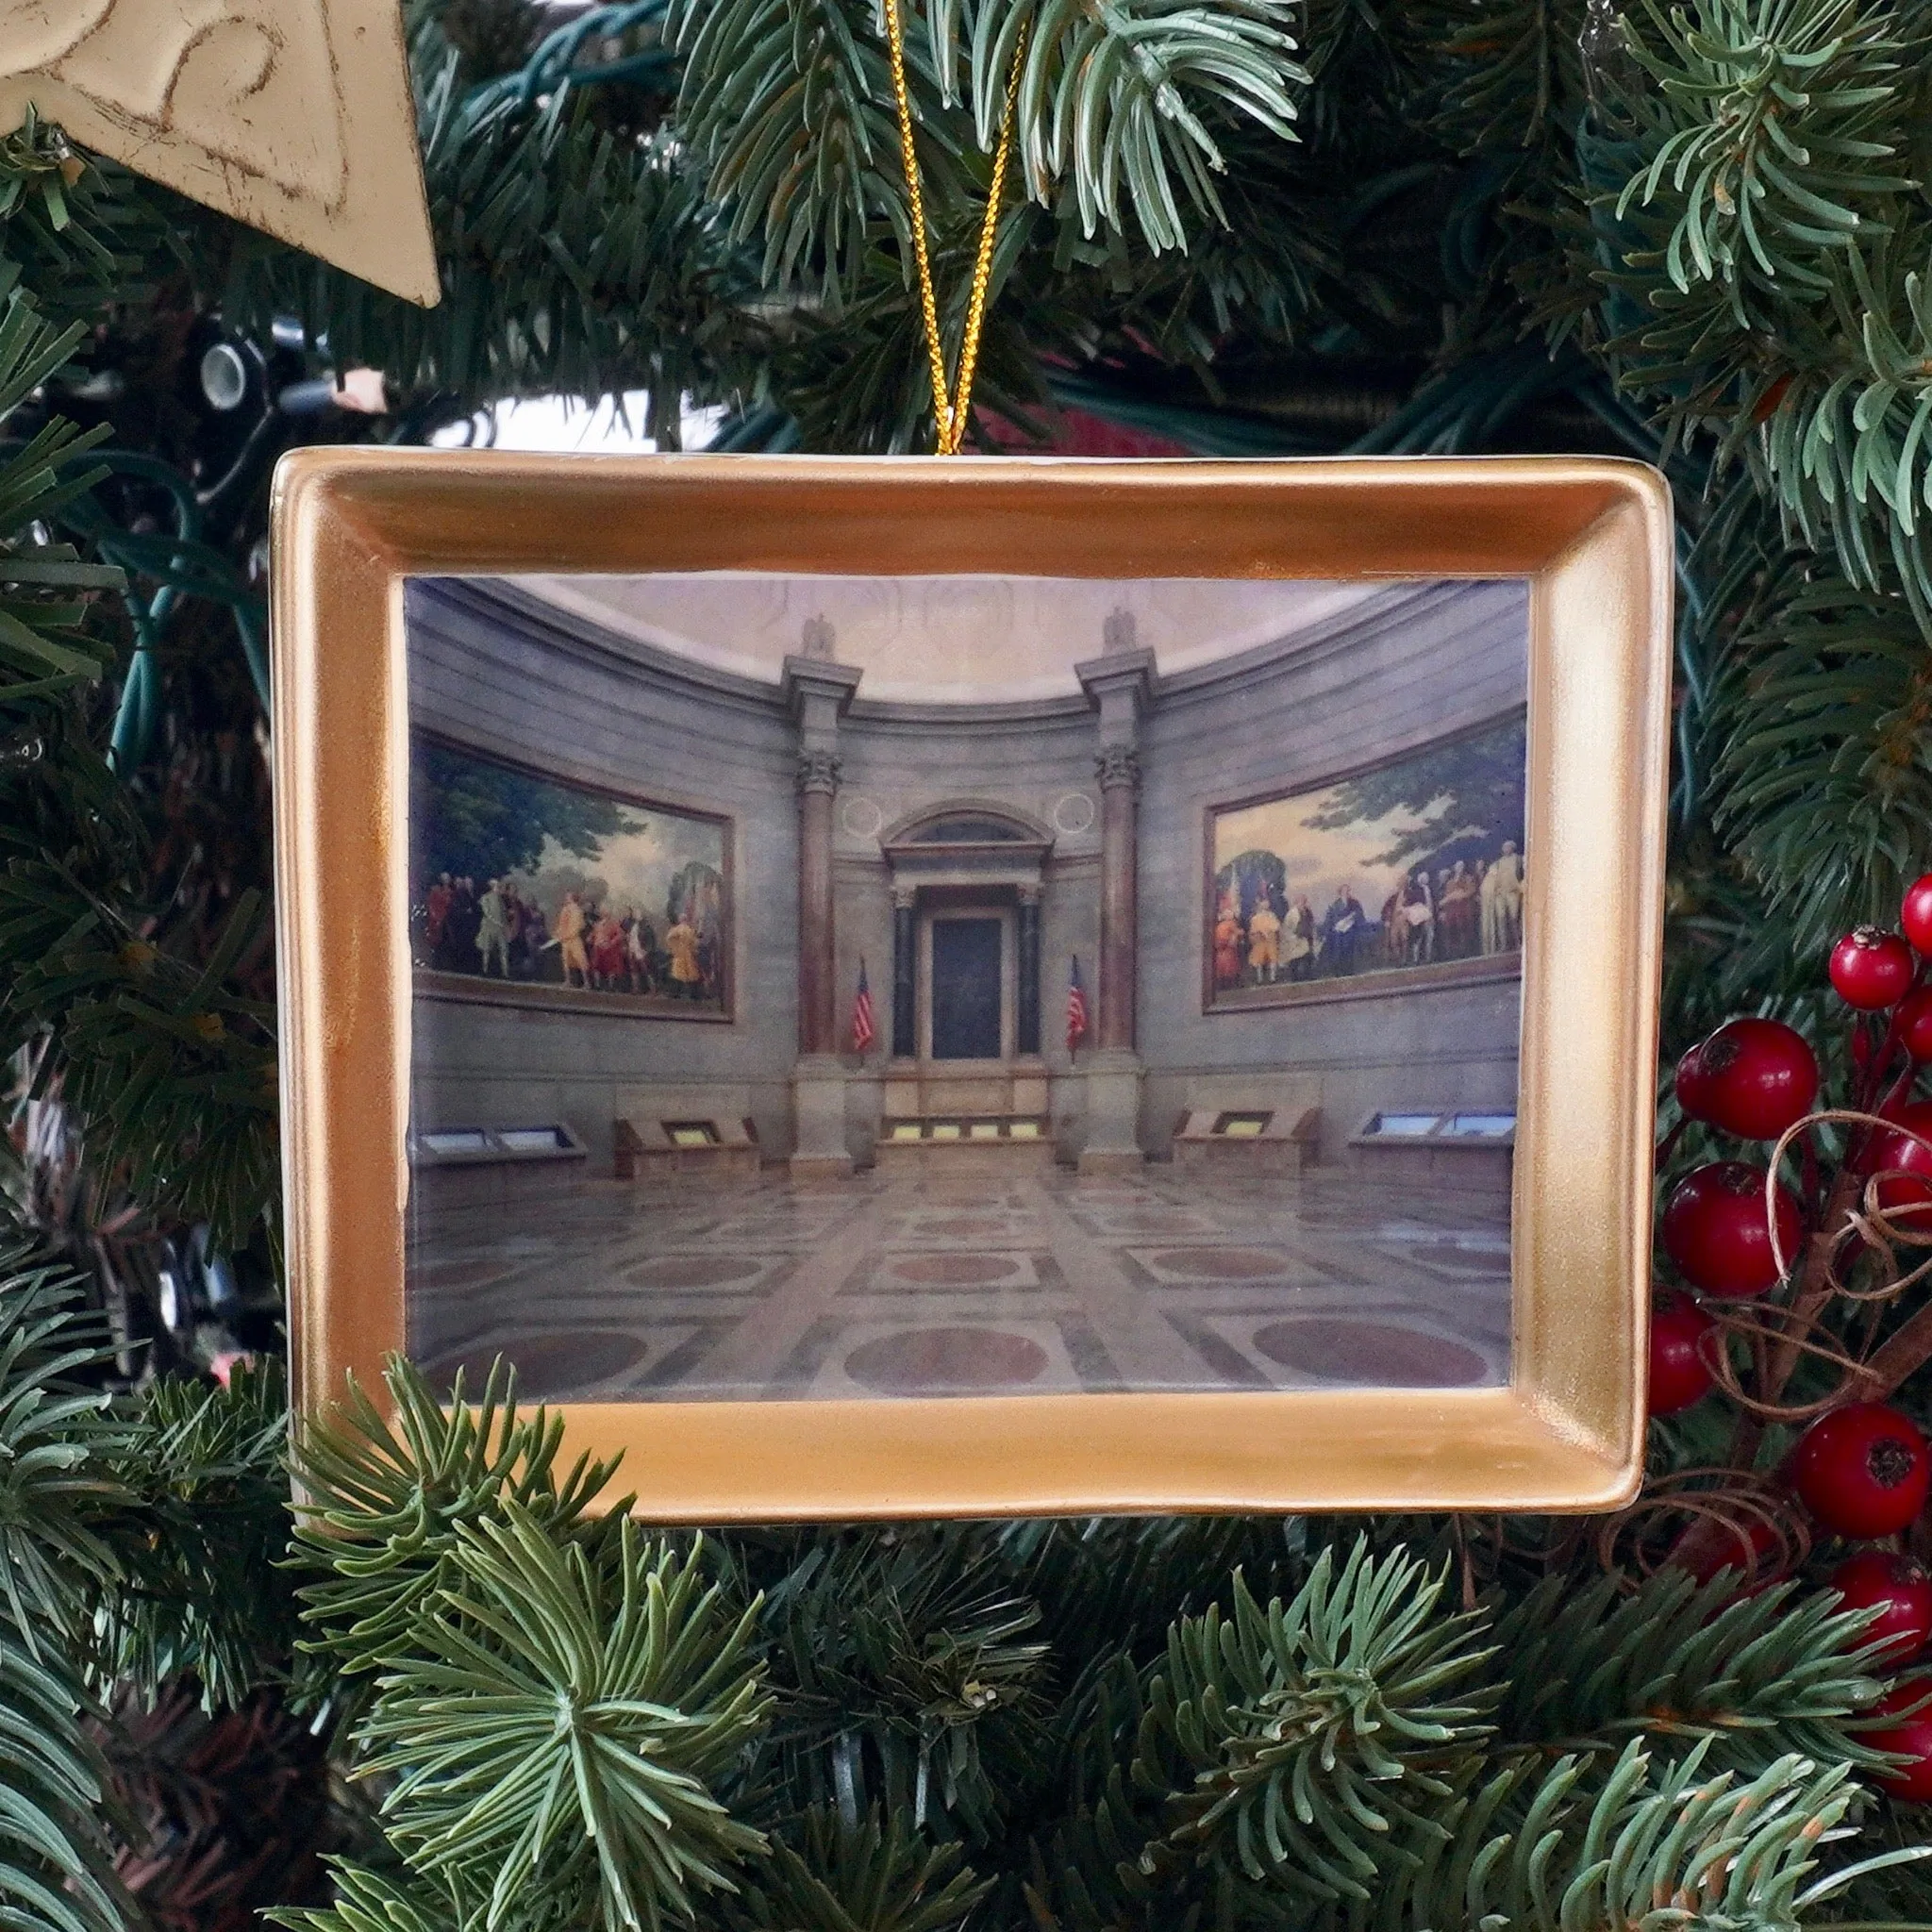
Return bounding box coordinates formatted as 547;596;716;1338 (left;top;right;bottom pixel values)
1871;1100;1932;1236
1661;1162;1803;1296
1831;926;1917;1010
1829;1551;1932;1662
1849;1093;1913;1174
1792;1403;1931;1539
1674;1042;1717;1122
1904;874;1932;956
1679;1019;1819;1140
1899;987;1932;1063
1649;1298;1718;1415
1680;1513;1787;1588
1869;1677;1932;1802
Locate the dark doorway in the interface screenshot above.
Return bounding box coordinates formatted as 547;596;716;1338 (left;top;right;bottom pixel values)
931;919;1003;1059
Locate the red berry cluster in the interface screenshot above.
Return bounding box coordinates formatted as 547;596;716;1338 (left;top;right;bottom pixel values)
1656;874;1932;1799
1662;1016;1814;1316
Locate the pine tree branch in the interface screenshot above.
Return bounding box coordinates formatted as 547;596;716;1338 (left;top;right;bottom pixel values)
724;1806;988;1932
969;0;1309;250
1491;1568;1898;1778
0;1242;138;1932
757;1524;1053;1844
92;1362;300;1709
291;1354;625;1684
356;1510;770;1932
1705;566;1932;954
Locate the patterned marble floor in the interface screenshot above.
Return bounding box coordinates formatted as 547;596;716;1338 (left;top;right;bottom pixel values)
408;1166;1511;1402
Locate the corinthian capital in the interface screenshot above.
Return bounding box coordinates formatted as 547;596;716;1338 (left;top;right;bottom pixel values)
796;748;843;795
1093;744;1141;794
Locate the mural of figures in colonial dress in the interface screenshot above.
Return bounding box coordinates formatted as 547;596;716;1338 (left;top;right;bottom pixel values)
1206;712;1526;1009
409;737;730;1017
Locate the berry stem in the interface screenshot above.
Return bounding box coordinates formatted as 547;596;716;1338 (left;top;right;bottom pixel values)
1762;1164;1859;1409
1853;1297;1932;1402
1874;1006;1911;1098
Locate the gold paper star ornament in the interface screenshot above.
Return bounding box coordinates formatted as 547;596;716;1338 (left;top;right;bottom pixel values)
0;0;440;305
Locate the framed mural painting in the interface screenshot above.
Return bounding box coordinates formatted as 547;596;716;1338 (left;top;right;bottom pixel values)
1206;714;1527;1012
272;453;1674;1519
409;737;733;1019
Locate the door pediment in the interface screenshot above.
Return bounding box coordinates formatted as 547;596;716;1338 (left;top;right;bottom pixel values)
882;803;1052;891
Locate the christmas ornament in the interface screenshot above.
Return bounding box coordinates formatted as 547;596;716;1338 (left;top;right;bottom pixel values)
1675;1018;1818;1139
270;453;1674;1519
0;1;438;304
1904;874;1932;956
1647;1297;1716;1414
1869;1680;1932;1803
1829;926;1917;1010
1791;1403;1930;1540
1660;1161;1801;1297
1827;1551;1932;1662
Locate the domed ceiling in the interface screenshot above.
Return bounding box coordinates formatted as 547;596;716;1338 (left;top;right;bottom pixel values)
506;573;1401;704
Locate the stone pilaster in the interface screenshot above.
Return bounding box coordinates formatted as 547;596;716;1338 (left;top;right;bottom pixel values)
1091;744;1141;1054
782;656;862;1180
1016;884;1041;1058
1075;646;1157;1173
794;748;841;1057
891;887;917;1058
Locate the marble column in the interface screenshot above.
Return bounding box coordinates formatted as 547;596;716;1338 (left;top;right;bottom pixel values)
783;656;862;1179
891;889;918;1058
1074;647;1157;1173
1016;886;1041;1057
795;747;841;1056
1093;745;1141;1051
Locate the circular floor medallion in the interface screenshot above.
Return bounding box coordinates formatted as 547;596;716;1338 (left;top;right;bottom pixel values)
891;1253;1023;1285
628;1255;763;1288
844;1325;1049;1393
1252;1318;1489;1387
1146;1247;1290;1280
429;1329;648;1397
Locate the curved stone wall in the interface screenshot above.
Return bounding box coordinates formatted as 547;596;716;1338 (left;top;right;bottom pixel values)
405;573;1525;1173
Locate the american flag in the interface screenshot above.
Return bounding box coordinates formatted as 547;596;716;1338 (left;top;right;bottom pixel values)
1066;954;1089;1055
851;958;875;1052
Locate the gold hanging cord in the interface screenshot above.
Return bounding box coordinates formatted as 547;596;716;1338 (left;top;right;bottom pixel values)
880;0;1027;454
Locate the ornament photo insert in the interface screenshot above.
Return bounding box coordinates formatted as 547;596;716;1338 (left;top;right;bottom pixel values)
399;571;1526;1406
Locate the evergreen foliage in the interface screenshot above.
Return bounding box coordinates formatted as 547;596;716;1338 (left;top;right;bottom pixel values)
291;1360;625;1683
352;1512;767;1932
93;1362;300;1706
0;1255;131;1932
274;1367;1932;1932
0;1259;1930;1924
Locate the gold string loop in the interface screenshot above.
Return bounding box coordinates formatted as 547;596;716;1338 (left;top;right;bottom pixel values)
880;0;1026;454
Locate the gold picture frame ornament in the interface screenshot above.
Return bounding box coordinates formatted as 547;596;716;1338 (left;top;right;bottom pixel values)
273;453;1674;1521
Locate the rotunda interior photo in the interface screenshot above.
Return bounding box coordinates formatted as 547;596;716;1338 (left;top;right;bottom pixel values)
400;569;1529;1404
